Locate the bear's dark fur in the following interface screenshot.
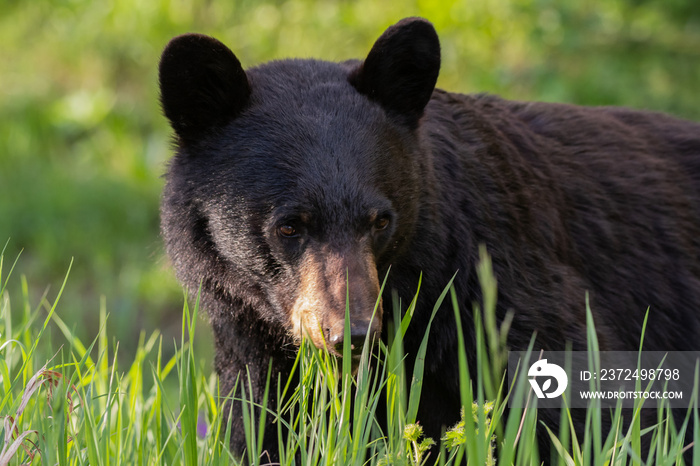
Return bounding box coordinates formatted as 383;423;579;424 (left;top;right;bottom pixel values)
159;17;700;462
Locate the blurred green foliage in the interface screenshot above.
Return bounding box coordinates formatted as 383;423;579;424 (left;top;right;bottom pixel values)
1;0;698;350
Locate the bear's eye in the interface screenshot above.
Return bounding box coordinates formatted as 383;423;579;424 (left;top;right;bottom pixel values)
374;216;390;231
278;225;298;238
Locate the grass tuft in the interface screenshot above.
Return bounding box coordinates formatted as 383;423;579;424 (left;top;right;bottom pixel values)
0;249;697;464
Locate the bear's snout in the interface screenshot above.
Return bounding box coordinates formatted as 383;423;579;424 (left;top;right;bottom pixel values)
289;243;383;354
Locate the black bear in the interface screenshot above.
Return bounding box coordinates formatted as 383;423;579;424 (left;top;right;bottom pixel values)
158;17;700;461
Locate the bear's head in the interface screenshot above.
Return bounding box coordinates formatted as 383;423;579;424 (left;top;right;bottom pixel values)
158;18;440;357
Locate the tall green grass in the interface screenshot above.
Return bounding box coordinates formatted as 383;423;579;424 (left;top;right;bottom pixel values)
0;247;697;465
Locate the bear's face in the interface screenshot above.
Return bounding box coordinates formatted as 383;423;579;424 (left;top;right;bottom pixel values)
159;18;441;355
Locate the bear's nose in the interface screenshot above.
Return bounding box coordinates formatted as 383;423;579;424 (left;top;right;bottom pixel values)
329;325;371;356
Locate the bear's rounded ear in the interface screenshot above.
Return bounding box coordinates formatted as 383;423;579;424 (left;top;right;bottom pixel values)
350;17;440;129
159;33;250;145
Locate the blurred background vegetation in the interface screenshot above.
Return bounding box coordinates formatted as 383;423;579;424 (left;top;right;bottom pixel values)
1;0;699;357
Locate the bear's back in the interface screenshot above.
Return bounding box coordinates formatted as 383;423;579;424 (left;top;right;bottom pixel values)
422;90;700;351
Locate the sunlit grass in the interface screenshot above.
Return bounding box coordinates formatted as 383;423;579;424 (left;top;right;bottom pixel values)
0;247;697;464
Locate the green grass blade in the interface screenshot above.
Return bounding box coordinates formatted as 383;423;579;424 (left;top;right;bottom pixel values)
406;272;457;423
